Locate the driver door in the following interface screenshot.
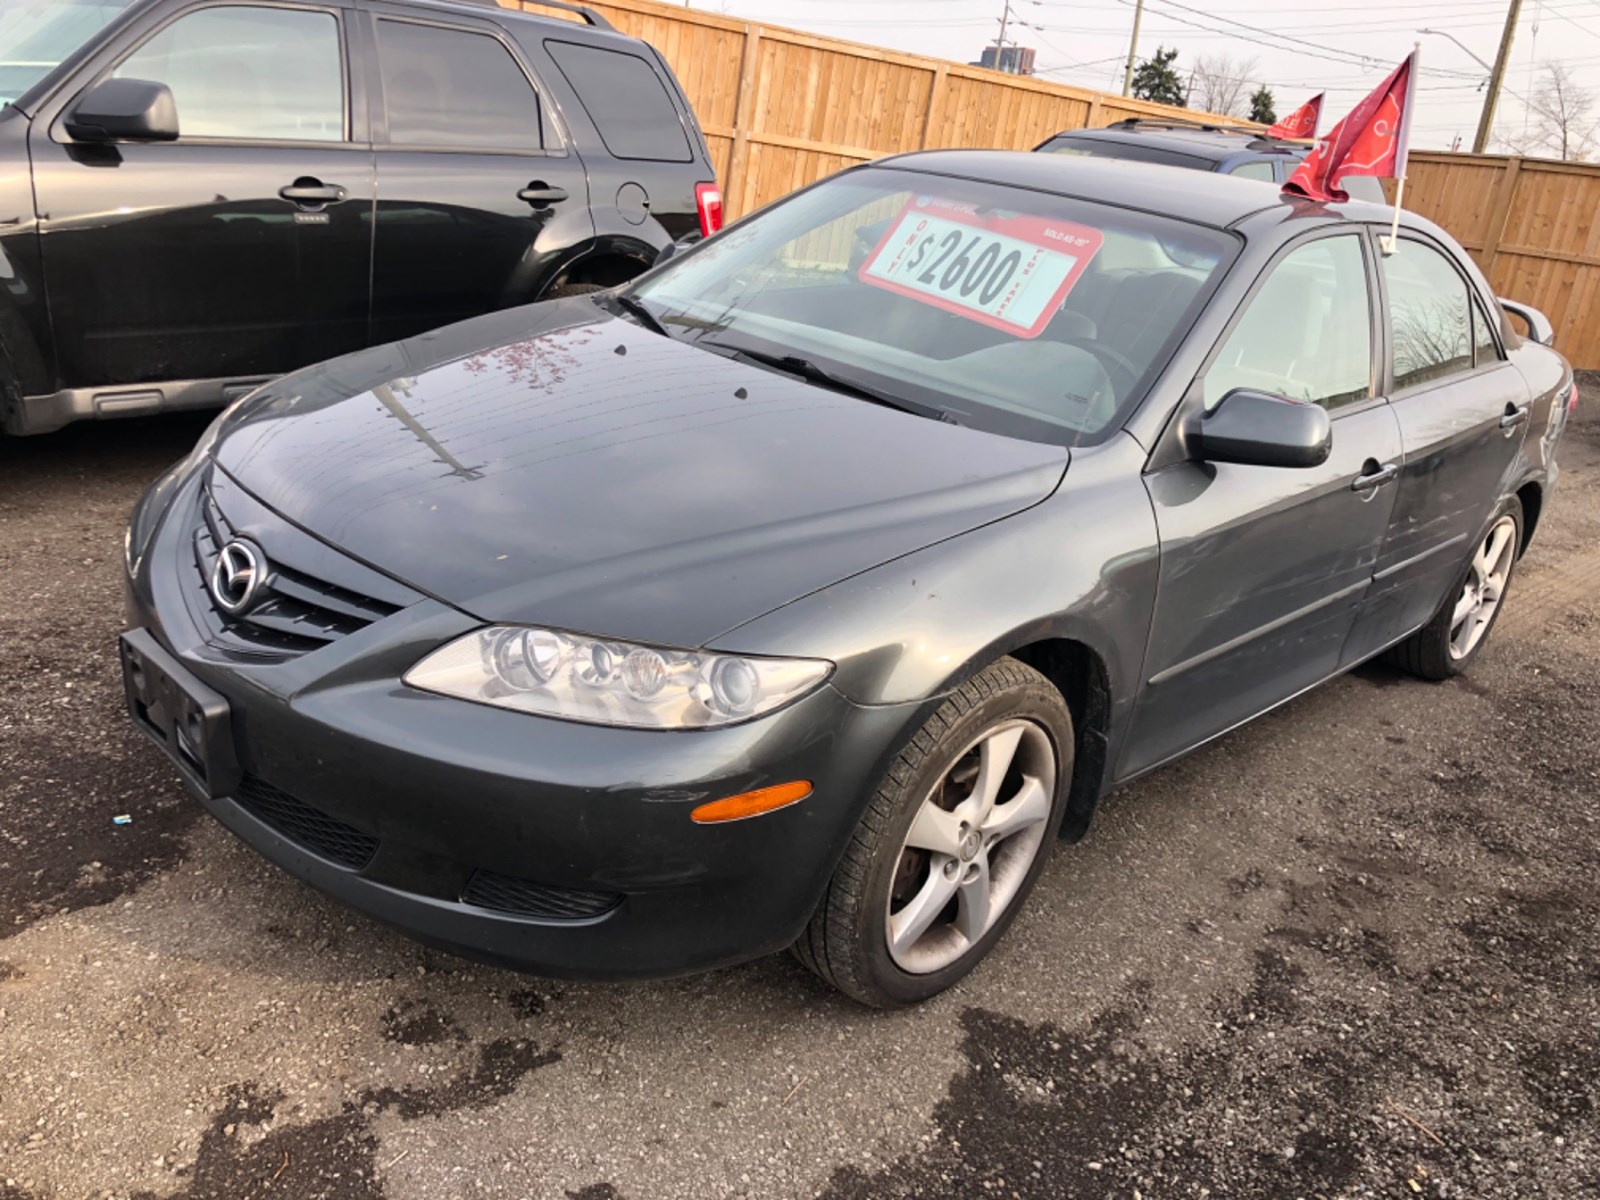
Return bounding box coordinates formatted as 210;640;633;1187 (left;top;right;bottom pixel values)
1118;230;1403;778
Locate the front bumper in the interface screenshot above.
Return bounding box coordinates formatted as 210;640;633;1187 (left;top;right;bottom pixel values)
125;473;925;979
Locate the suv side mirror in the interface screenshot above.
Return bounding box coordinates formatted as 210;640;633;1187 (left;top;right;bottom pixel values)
1193;388;1332;468
654;236;696;266
65;78;179;143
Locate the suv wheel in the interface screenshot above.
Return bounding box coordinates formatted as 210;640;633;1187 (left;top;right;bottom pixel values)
794;658;1072;1007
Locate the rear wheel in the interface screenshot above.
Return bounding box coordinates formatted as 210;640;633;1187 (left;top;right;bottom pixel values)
1389;497;1522;680
794;658;1072;1007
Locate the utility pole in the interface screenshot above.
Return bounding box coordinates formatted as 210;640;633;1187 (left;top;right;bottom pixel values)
1122;0;1145;97
994;0;1014;72
1475;0;1523;153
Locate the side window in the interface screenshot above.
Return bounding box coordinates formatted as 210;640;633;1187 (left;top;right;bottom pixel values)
114;5;343;141
545;40;691;163
1382;240;1473;390
1230;160;1277;182
377;20;541;152
1472;297;1501;366
1204;235;1372;412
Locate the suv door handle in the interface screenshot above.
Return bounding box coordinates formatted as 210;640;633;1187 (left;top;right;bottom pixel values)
1500;403;1530;430
518;183;569;207
279;180;347;208
1351;461;1399;492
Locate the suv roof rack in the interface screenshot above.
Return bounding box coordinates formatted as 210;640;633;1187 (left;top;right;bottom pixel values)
1105;116;1270;138
456;0;614;30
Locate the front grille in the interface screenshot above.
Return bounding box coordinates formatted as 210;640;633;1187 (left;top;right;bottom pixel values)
460;869;622;921
190;487;402;657
235;775;380;871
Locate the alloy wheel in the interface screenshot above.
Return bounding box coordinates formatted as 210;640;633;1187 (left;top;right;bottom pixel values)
885;719;1057;974
1449;514;1517;660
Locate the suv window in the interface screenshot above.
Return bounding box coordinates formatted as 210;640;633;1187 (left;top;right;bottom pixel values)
114;5;342;141
1230;160;1276;182
1205;235;1372;412
377;19;540;152
1384;240;1473;390
545;40;689;162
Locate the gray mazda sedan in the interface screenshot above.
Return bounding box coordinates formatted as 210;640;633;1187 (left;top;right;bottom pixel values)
122;151;1575;1007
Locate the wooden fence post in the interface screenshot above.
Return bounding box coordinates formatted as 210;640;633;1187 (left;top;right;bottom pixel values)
1086;95;1103;128
919;63;948;150
1481;156;1524;281
726;24;763;219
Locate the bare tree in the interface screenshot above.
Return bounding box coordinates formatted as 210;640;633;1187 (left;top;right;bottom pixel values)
1187;54;1260;118
1499;63;1599;161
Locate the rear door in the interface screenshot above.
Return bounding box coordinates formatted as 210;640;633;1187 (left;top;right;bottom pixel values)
29;0;374;394
1120;230;1403;777
361;6;591;344
1342;232;1532;662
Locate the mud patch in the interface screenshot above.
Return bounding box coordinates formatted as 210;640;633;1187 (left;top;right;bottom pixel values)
360;1037;560;1120
0;726;198;939
382;1000;467;1047
130;1036;561;1199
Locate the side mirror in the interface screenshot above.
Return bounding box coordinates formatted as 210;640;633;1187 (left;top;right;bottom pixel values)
1499;298;1553;346
64;78;178;143
654;237;696;266
1193;388;1332;469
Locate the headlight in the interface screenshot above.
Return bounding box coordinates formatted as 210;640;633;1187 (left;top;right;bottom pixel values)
403;627;832;729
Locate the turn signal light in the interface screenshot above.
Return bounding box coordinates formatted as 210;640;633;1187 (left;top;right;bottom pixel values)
691;780;812;824
1569;380;1581;415
695;181;723;238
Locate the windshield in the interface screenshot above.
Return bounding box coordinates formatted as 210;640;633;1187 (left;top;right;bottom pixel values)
630;166;1236;446
0;0;129;105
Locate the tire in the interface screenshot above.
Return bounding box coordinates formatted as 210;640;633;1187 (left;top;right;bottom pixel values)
1388;495;1523;681
794;657;1073;1008
545;282;608;299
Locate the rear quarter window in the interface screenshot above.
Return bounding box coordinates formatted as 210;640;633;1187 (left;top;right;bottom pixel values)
545;39;691;162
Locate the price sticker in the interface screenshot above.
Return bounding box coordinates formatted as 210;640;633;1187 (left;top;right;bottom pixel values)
858;199;1102;338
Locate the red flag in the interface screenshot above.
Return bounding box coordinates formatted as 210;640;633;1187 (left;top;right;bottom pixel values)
1266;93;1323;141
1283;54;1416;203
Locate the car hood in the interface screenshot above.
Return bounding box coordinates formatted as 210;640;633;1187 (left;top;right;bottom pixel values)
211;301;1069;648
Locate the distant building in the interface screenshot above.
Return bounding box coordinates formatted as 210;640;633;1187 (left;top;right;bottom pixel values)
975;45;1036;75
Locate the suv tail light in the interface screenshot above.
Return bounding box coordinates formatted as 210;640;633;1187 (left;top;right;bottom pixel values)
695;182;723;239
1569;380;1580;414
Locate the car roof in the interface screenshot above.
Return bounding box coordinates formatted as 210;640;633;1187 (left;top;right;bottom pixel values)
1043;123;1304;162
873;148;1397;230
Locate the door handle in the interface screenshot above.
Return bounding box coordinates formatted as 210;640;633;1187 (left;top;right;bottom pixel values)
517;183;569;207
1500;404;1530;430
1351;461;1399;492
278;180;347;208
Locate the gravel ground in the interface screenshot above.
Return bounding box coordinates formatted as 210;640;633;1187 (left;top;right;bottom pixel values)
1;391;1597;1200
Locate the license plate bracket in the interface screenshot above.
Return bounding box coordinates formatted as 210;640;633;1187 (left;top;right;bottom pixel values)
120;628;240;799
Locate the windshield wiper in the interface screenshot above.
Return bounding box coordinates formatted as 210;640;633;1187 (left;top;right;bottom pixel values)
602;291;671;337
700;338;956;424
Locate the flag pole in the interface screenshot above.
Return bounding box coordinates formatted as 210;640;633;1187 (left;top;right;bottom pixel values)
1381;43;1421;257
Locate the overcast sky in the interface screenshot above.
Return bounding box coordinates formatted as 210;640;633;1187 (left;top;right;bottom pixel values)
686;0;1600;151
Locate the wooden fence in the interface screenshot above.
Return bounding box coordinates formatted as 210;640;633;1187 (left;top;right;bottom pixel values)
1403;152;1600;368
515;0;1600;367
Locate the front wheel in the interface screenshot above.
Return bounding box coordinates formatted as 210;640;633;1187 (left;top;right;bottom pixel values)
1389;497;1523;681
794;658;1073;1007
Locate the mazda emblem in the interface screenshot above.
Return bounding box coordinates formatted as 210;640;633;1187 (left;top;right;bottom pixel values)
209;540;266;615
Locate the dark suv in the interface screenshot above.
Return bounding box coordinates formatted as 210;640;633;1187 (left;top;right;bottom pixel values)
0;0;718;435
1035;117;1308;183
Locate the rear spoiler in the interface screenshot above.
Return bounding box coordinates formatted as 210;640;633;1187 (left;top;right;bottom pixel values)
1500;298;1555;346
